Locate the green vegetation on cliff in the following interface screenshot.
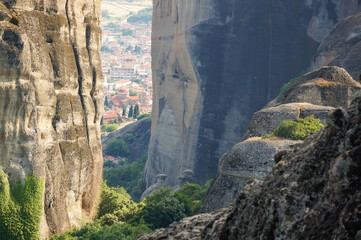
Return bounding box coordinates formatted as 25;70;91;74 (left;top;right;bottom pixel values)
264;115;324;140
52;179;211;239
104;155;147;202
0;167;44;240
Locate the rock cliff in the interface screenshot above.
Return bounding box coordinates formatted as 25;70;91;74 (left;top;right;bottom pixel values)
0;0;103;238
146;0;361;188
311;13;361;79
102;117;151;163
201;66;361;212
139;95;361;240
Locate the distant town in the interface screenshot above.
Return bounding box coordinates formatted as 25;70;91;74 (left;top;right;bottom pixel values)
100;0;152;132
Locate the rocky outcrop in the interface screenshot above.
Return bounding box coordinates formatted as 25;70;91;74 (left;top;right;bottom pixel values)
138;207;230;240
102;117;151;163
139;97;361;240
0;0;103;238
218;97;361;240
146;0;361;188
311;13;361;79
283;66;361;109
242;103;334;140
200;138;300;213
201;66;361;213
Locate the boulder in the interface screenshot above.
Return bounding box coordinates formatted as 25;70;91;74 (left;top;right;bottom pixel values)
283;66;361;109
200;138;300;212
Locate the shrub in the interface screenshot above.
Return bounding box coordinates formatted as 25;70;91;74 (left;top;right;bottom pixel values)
136;113;151;120
133;188;186;229
276;74;303;101
105;138;130;158
51;222;151;240
104;155;147;202
97;183;141;222
0;167;44;240
266;115;324;140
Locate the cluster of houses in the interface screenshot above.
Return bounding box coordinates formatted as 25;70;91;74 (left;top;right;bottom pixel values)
101;22;152;125
103;79;152;124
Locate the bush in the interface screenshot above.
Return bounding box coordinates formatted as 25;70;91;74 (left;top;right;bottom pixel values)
132;188;186;229
276;74;303;101
97;183;141;222
125;133;135;144
104;155;147;202
136;113;151;120
51;222;151;240
106;138;130;158
266;115;324;140
102;123;118;133
0;167;44;240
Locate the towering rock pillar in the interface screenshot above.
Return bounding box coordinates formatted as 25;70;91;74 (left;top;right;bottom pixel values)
146;0;353;187
0;0;103;237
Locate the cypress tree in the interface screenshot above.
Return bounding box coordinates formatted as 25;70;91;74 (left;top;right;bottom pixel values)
128;105;133;118
133;105;139;118
122;107;126;116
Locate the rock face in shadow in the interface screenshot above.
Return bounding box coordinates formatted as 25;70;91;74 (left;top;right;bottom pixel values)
0;1;103;238
146;0;361;189
138;97;361;240
311;13;361;79
102;117;151;163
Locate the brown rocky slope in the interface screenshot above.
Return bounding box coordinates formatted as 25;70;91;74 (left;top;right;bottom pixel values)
140;96;361;239
0;0;103;238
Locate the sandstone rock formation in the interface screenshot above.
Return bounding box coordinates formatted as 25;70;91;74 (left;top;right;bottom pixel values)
146;0;361;189
139;96;361;240
102;117;151;163
311;13;361;79
283;66;361;109
0;0;103;238
242;103;334;140
200;138;300;213
201;66;361;212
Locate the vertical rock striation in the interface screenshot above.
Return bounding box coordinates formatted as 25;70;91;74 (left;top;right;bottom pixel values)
0;0;103;237
146;0;356;188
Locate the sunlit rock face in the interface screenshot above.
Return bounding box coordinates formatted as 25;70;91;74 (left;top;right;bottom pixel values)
0;0;103;237
146;0;358;188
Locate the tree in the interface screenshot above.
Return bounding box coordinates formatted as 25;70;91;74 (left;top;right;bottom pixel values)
128;106;133;118
133;105;139;119
106;138;130;157
122;107;126;117
105;96;110;107
132;188;186;229
129;89;138;96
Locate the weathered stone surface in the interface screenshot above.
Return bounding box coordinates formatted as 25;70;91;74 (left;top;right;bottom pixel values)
102;117;151;163
146;0;355;189
242;103;335;140
311;13;361;79
218;97;361;240
200;138;300;213
138;207;230;240
139;97;361;240
283;66;361;109
140;174;167;201
0;0;103;238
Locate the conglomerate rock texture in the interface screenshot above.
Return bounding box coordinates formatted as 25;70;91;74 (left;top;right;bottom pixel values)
0;0;103;238
139;96;361;240
146;0;361;188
